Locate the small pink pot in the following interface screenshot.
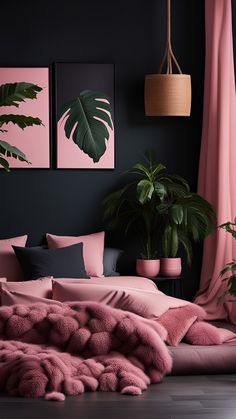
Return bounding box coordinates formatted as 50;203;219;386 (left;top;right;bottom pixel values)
136;259;160;278
160;257;182;277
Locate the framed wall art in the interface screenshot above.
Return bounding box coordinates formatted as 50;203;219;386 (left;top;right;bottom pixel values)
55;63;115;169
0;67;50;169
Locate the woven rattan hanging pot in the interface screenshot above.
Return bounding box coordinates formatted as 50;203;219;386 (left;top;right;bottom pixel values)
145;0;191;116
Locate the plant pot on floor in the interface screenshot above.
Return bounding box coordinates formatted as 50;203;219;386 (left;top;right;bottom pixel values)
136;259;160;278
160;257;182;277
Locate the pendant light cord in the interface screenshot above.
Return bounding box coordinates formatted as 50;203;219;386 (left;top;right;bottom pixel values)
159;0;182;74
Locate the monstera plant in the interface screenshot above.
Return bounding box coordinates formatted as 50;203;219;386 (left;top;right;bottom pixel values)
59;90;113;163
0;82;43;171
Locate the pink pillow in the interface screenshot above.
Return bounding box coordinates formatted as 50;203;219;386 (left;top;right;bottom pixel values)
0;277;52;305
46;232;105;277
0;235;27;281
52;281;190;319
1;289;60;306
0;278;7;283
55;276;158;291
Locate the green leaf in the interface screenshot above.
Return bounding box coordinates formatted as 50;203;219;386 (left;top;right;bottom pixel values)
103;185;130;220
0;114;43;130
219;266;233;277
228;275;236;296
170;225;179;257
132;163;152;180
178;231;193;265
166;174;190;192
59;90;113;163
162;225;178;258
162;226;171;258
0;156;10;171
162;180;188;198
154;181;167;201
152;163;166;178
137;179;154;204
219;221;236;239
0;140;29;163
0;82;42;107
170;204;184;225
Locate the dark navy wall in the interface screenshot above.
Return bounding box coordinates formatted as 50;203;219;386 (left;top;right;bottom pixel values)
0;0;205;299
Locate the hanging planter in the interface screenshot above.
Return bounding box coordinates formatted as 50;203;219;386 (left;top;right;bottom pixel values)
145;0;192;116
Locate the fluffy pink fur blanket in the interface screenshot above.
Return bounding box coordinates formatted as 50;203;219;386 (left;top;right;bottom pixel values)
0;301;172;400
0;300;235;401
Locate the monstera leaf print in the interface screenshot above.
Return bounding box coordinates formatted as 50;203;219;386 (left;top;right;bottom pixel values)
59;90;113;163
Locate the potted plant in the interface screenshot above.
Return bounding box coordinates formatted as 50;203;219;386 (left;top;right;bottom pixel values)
103;152;164;277
104;151;215;278
219;219;236;300
157;194;216;276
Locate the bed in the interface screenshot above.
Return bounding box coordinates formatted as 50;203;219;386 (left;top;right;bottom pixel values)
170;321;236;375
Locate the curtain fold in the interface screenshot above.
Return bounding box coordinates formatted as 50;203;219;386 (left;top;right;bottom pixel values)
194;0;236;324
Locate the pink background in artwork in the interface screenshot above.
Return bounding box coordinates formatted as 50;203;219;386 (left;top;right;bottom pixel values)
0;68;50;168
57;106;114;169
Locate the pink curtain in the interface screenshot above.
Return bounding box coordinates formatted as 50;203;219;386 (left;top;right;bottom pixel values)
194;0;236;324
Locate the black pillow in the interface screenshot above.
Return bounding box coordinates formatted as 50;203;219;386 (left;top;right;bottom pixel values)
13;242;89;280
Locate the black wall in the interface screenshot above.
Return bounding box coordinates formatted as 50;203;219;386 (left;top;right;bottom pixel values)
0;0;205;299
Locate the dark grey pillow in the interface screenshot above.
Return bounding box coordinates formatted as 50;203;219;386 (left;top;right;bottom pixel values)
13;243;89;280
103;247;123;276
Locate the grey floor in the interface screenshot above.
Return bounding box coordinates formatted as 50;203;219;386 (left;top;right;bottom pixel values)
1;375;236;419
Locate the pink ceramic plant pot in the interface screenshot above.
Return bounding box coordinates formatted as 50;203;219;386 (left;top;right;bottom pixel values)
160;257;182;277
136;259;160;278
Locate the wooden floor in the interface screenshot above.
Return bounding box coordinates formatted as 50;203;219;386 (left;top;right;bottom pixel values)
1;375;236;419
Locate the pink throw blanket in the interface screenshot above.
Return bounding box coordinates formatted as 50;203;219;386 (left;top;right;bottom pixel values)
0;301;172;400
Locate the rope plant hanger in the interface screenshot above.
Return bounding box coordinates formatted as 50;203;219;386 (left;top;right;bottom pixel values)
145;0;191;116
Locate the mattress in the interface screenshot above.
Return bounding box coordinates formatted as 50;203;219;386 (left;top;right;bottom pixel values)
170;321;236;375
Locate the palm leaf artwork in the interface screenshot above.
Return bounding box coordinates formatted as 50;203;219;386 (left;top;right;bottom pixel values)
0;81;43;171
0;140;29;172
0;82;42;107
0;115;42;130
59;90;113;163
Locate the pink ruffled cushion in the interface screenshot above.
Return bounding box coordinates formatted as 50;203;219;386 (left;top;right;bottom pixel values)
185;321;236;345
47;232;105;277
158;305;206;346
0;235;27;281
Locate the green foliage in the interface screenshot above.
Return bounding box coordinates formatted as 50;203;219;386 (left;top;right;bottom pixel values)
0;82;42;107
219;220;236;300
0;115;42;130
0;82;43;171
219;219;236;239
157;193;216;263
59;90;113;163
103;151;216;261
0;140;29;171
